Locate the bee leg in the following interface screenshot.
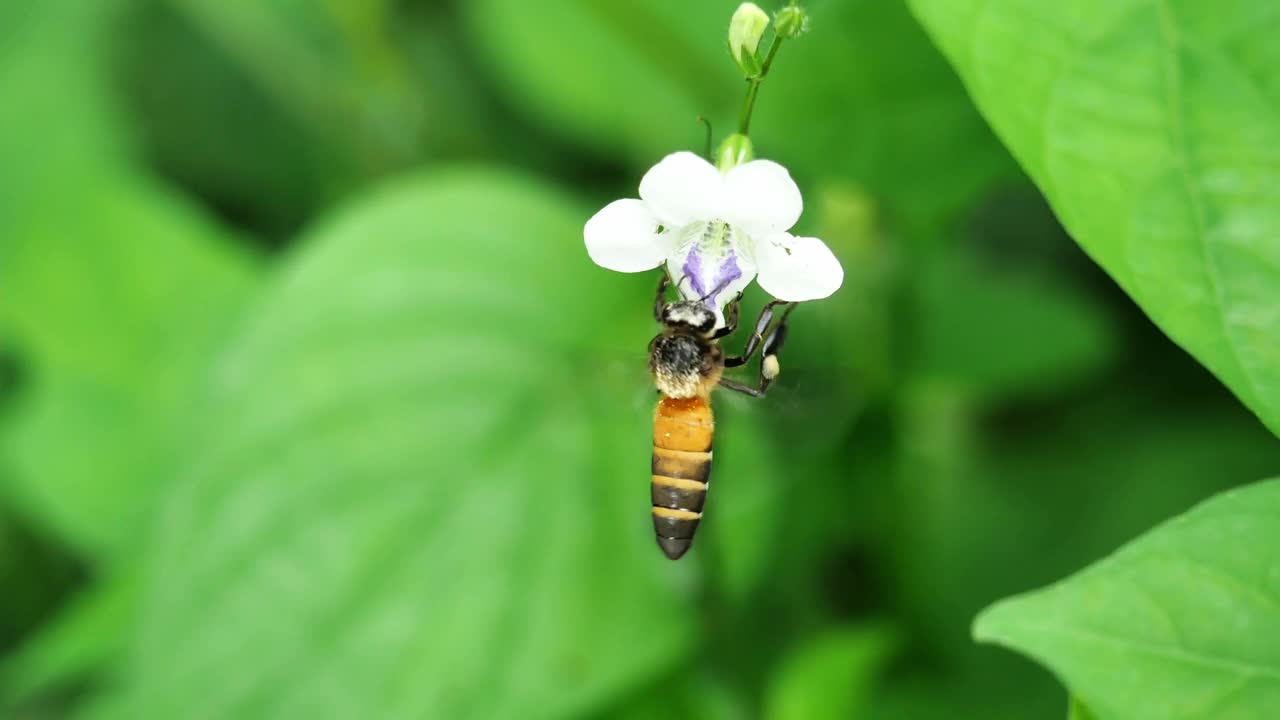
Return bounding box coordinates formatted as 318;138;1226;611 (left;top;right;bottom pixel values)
719;304;797;397
756;304;796;392
711;294;742;339
653;272;671;321
718;377;764;397
724;300;788;368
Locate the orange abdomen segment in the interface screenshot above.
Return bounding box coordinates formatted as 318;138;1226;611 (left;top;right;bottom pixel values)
653;396;714;451
651;396;713;560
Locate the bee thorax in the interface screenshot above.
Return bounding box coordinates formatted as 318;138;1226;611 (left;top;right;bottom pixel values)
663;302;716;331
649;333;721;398
653;367;703;398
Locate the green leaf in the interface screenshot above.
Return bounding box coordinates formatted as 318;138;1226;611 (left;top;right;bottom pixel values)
123;169;695;719
0;183;257;556
0;505;81;656
121;1;508;234
0;0;126;199
1069;696;1100;720
764;625;895;720
461;0;736;166
120;3;337;235
909;244;1116;401
889;383;1280;665
975;478;1280;720
1;571;138;706
0;0;258;557
164;0;425;173
909;0;1280;435
603;670;751;720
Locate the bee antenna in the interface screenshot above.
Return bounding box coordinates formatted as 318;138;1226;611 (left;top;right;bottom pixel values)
675;274;693;295
698;276;733;304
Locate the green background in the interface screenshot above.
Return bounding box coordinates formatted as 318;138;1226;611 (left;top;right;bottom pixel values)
2;0;1277;718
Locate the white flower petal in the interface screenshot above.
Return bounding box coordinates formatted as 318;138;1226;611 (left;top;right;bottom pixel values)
754;232;843;301
722;159;802;237
584;199;674;272
639;151;724;227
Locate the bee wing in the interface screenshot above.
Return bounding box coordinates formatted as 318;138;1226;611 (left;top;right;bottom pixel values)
600;350;865;432
716;361;866;445
597;352;657;415
626;379;658;416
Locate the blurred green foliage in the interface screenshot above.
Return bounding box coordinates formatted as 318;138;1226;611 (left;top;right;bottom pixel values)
0;0;1277;719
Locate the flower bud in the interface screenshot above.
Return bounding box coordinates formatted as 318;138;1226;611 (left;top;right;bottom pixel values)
773;6;810;39
716;133;755;172
728;2;769;77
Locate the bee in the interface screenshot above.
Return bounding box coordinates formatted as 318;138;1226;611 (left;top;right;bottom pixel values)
647;273;795;559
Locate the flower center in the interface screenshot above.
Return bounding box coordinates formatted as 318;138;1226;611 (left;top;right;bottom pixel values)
672;220;748;309
702;219;732;248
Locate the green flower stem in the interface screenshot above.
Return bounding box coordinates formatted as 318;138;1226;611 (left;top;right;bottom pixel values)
736;34;784;135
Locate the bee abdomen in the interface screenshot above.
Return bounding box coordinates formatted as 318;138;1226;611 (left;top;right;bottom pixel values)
652;396;714;560
652;446;710;503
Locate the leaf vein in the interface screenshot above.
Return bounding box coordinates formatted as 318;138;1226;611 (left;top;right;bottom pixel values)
1155;0;1265;411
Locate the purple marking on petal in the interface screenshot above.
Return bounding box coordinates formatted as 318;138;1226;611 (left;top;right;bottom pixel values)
681;250;706;298
706;254;742;307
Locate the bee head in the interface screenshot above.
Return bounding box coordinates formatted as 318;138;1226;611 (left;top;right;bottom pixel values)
660;301;717;335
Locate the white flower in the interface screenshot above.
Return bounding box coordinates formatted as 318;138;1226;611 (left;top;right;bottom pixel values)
584;151;843;323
